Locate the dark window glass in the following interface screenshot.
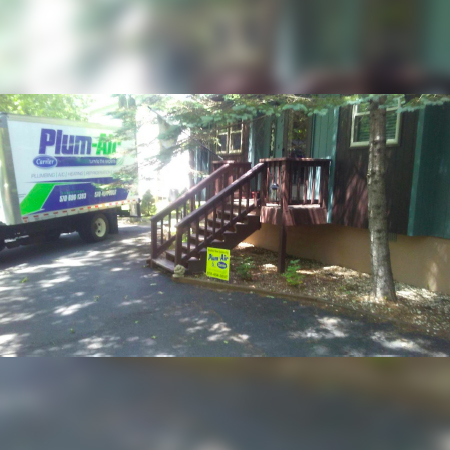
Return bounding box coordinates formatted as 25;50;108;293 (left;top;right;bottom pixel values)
354;110;398;143
219;134;228;152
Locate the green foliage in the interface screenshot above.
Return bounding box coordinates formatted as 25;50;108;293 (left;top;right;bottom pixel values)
283;260;304;287
235;257;255;281
141;190;156;217
0;94;90;121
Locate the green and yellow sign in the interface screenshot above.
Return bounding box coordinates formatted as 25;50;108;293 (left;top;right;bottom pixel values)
206;248;231;282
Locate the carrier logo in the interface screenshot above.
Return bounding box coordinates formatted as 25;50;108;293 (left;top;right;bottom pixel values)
33;155;58;168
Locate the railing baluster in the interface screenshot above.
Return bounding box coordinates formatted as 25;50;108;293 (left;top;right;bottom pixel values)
322;162;330;211
246;180;250;210
213;206;217;238
319;164;324;207
168;211;172;239
187;225;191;255
239;185;243;217
304;165;308;204
312;166;317;204
221;197;225;231
196;218;200;249
278;162;281;203
160;219;164;246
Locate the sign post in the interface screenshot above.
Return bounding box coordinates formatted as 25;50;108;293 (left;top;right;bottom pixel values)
206;248;231;282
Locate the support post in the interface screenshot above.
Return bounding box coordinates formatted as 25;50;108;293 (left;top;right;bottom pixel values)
175;228;183;266
278;160;289;273
151;220;158;259
260;162;267;208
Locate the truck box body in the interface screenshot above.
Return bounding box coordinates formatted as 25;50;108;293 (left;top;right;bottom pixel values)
0;113;138;227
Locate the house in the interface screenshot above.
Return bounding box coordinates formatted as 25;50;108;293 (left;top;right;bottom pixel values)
150;102;450;296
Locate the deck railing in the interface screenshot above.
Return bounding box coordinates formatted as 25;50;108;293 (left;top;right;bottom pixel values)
151;164;233;260
211;161;252;195
175;163;265;265
260;158;331;209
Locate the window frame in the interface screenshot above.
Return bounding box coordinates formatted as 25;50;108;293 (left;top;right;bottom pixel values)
215;122;244;155
350;99;402;148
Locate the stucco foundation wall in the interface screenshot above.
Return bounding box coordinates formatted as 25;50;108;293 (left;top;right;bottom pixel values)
245;224;450;296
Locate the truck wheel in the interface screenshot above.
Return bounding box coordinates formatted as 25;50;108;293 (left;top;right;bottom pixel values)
79;213;110;243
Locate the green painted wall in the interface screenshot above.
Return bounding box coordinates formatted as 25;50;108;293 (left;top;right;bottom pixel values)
408;104;450;239
249;116;274;164
310;108;340;222
275;114;285;158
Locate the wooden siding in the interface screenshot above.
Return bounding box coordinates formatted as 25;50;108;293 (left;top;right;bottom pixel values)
332;106;419;235
408;104;450;239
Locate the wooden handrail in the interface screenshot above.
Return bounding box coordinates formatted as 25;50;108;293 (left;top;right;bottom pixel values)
151;164;231;224
260;158;331;163
176;163;265;230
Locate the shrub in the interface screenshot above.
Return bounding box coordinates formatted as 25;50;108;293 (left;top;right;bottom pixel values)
236;257;255;281
141;190;156;216
283;260;304;287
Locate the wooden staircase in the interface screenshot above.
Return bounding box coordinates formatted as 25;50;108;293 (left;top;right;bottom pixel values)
150;162;265;274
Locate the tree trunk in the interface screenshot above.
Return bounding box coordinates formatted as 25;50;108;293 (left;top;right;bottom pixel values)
368;96;397;302
189;149;196;188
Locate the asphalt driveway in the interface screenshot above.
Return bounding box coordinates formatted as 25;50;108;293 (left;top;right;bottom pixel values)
0;224;448;356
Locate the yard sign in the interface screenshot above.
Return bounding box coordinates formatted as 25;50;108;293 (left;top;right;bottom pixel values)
206;248;231;282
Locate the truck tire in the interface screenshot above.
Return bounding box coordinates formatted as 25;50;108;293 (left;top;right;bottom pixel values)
79;213;110;243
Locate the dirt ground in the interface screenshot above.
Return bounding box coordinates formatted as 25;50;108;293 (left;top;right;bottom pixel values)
190;243;450;340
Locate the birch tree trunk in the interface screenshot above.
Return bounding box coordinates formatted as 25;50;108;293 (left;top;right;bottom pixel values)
189;149;196;188
368;96;397;302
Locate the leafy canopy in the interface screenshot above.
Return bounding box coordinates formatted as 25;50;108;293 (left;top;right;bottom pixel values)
147;94;450;131
0;94;91;121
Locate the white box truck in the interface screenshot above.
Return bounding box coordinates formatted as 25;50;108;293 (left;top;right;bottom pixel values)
0;113;140;252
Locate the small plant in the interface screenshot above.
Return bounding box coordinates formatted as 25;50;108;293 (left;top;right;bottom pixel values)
141;190;157;217
235;257;255;281
283;260;304;287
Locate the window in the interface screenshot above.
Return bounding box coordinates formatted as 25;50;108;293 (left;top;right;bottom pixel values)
351;99;402;147
216;123;243;155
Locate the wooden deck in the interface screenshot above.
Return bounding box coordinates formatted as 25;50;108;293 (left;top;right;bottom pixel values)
151;158;331;275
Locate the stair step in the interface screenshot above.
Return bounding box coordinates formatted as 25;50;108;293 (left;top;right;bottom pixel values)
165;250;178;262
197;225;220;235
151;257;175;273
207;218;233;228
182;239;224;252
189;233;207;243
